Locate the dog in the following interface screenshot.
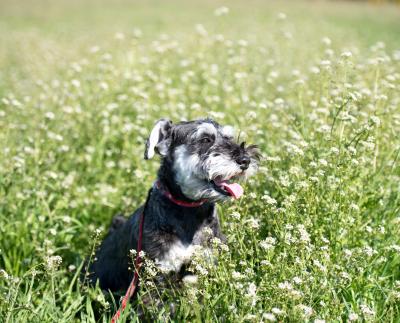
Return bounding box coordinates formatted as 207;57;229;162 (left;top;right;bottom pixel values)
88;118;259;294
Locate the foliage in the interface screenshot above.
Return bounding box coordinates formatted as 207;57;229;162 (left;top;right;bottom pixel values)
1;1;400;322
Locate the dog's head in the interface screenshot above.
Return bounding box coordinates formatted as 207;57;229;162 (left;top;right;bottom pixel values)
145;118;260;202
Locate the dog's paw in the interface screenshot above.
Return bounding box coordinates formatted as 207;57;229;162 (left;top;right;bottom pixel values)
182;274;198;285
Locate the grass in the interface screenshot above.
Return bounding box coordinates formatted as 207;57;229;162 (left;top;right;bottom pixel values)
1;0;400;321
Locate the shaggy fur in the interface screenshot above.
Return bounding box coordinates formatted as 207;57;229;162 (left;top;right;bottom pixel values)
88;118;259;292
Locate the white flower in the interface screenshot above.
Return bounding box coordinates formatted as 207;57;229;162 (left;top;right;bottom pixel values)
261;195;277;205
232;271;243;280
278;281;293;291
271;307;284;315
310;66;320;74
195;24;208;37
263;313;276;321
297;225;310;243
362;246;376;257
260;237;277;251
318;159;328;167
277;12;287;20
341;51;353;58
348;313;359;321
231;212;240;220
0;269;9;279
214;6;229;16
195;264;208;276
45;111;55;120
369;115;381;126
321;37;331;46
45;255;62;271
247;218;260;229
350;203;360;212
71;79;81;88
261;260;272;266
313;259;327;272
114;32;125;40
245;282;258;306
360;304;375;317
297;304;313;317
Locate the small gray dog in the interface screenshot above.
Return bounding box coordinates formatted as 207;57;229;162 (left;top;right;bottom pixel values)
89;118;259;292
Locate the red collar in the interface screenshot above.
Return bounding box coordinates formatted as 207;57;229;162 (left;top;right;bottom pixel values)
154;180;206;207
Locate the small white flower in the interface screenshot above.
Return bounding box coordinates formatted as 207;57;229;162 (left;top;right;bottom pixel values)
245;282;258;306
271;307;284;315
297;304;313;317
319;159;328;167
45;255;62;271
260;237;277;251
369;115;381;126
348;313;359;321
277;12;287;20
341;51;353;58
278;281;293;291
195;24;208;37
321;37;331;46
360;304;375;317
45;111;55;120
362;246;376;257
0;269;9;279
350;203;360;212
247;218;260;229
231;211;240;220
114;32;125;40
263;313;276;321
214;6;229;16
262;195;277;205
71;79;81;88
232;271;243;280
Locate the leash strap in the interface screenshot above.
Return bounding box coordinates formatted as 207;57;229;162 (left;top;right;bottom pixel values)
110;180;204;322
110;188;150;323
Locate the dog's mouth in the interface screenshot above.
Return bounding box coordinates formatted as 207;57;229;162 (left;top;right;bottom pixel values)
210;175;244;199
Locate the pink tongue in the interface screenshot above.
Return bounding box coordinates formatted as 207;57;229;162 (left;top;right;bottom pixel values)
219;181;244;199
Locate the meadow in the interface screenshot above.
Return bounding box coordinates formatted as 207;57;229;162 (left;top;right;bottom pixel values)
1;0;400;321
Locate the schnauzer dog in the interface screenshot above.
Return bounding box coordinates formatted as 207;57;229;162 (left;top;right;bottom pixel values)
88;118;259;293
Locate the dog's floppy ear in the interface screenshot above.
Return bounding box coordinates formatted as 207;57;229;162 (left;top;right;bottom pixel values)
144;119;173;159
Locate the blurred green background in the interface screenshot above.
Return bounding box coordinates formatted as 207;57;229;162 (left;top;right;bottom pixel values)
1;0;399;93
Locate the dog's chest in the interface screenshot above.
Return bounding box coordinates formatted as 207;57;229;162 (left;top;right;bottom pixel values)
155;227;212;273
155;241;195;272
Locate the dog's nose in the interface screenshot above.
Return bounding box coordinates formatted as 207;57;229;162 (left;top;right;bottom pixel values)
236;155;250;170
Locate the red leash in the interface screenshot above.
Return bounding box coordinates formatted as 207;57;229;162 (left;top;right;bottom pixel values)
110;210;145;323
110;182;205;322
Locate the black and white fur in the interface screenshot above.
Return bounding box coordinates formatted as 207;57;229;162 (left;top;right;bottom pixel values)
88;118;259;292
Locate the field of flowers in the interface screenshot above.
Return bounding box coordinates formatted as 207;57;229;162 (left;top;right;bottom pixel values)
1;0;400;321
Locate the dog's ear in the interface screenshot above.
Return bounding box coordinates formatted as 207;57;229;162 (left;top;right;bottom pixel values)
144;119;173;159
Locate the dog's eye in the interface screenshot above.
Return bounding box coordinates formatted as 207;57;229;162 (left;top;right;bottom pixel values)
200;137;212;144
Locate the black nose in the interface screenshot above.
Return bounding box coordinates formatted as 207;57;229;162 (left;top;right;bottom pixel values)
236;155;250;170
